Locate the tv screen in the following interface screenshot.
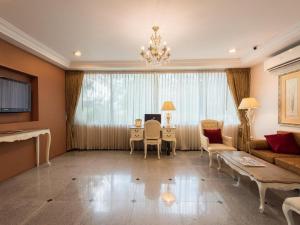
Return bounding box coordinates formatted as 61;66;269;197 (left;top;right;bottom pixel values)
0;77;31;113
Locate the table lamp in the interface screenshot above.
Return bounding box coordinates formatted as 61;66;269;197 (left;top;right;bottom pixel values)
238;97;260;138
161;101;176;127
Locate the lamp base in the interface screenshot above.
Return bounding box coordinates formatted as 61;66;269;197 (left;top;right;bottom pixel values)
166;112;171;127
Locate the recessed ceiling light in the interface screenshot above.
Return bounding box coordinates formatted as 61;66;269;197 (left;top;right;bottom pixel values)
73;50;82;57
229;48;236;53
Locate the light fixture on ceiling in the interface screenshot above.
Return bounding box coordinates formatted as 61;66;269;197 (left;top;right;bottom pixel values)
229;48;236;53
140;26;171;65
73;50;82;57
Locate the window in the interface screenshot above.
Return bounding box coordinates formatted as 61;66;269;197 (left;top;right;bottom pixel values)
75;71;238;126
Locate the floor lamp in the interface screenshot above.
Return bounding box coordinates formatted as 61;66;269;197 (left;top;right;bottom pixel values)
238;97;260;151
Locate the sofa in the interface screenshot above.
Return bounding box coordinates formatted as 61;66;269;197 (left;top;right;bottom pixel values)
250;131;300;176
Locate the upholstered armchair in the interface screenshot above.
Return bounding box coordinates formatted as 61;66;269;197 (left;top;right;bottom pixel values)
199;119;236;167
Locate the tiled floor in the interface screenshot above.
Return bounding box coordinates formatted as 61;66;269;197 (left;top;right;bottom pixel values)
0;150;299;225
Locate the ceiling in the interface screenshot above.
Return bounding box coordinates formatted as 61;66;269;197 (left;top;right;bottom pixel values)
1;0;300;69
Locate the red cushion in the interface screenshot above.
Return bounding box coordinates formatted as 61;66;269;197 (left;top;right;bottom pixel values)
204;129;223;144
264;133;300;154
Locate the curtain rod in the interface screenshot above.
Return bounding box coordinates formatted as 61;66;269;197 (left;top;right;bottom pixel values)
81;69;226;74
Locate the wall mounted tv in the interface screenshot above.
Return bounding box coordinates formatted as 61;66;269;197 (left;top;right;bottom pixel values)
0;77;31;113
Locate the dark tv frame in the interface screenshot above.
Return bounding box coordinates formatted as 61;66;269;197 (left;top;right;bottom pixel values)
0;77;32;113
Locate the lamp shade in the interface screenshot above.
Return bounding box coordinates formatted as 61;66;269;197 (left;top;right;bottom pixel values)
161;101;176;111
238;97;260;109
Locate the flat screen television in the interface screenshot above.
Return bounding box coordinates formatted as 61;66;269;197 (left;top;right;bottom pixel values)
0;77;31;113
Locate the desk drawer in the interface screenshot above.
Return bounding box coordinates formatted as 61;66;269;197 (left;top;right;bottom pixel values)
162;133;176;139
163;128;175;133
130;130;143;138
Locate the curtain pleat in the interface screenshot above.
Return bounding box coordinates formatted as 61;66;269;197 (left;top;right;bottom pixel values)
226;68;251;151
65;70;84;150
73;71;239;150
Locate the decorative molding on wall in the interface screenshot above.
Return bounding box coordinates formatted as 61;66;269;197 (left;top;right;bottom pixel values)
241;22;300;66
69;58;243;71
0;17;69;68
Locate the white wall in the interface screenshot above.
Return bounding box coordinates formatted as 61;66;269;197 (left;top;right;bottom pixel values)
250;63;300;138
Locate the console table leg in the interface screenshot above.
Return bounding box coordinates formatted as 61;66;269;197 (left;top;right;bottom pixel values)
173;140;176;156
130;141;133;155
35;136;40;167
257;182;267;213
46;132;51;166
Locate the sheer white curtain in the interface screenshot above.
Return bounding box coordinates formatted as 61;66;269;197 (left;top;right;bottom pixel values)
73;71;239;150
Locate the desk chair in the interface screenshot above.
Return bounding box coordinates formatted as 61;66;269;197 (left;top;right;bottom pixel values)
144;120;162;159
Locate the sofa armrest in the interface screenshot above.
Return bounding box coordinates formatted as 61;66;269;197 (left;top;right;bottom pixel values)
250;139;270;150
200;134;209;149
222;135;233;147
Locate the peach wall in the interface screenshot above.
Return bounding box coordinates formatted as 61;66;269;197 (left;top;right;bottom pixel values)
0;39;66;181
250;63;300;138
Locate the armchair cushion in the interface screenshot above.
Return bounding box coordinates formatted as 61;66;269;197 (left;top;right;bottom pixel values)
207;144;236;152
265;133;300;155
204;129;223;144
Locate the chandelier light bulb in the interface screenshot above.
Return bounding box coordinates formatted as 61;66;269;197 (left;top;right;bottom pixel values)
141;46;145;51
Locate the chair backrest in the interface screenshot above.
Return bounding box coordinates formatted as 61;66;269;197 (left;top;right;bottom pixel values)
199;119;224;135
144;120;161;139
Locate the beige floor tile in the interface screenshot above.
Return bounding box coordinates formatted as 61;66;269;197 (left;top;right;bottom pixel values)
0;150;299;225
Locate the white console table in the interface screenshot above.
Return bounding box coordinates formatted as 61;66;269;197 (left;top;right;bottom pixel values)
0;129;51;166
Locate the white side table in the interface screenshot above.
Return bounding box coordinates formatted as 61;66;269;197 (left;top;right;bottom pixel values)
129;127;144;155
283;197;300;225
0;129;51;166
161;127;176;156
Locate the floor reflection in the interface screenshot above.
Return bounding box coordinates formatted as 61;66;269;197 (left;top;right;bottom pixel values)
0;151;295;225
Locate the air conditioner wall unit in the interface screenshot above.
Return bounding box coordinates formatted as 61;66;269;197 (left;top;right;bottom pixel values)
264;45;300;72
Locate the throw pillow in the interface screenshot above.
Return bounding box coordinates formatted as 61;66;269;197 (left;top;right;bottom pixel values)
204;129;223;144
264;133;300;154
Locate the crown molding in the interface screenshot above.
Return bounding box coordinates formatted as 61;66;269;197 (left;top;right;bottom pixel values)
241;22;300;66
0;17;70;68
69;58;243;71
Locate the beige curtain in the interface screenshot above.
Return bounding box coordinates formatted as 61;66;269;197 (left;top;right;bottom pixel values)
65;71;84;150
226;68;251;151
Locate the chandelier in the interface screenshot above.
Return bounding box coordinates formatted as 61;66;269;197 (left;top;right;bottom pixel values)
140;26;171;64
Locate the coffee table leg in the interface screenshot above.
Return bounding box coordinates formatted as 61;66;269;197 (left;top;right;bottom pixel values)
217;154;221;170
257;182;267;213
233;174;240;187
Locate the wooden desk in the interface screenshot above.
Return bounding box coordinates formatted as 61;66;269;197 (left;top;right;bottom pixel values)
0;129;51;166
129;126;176;156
